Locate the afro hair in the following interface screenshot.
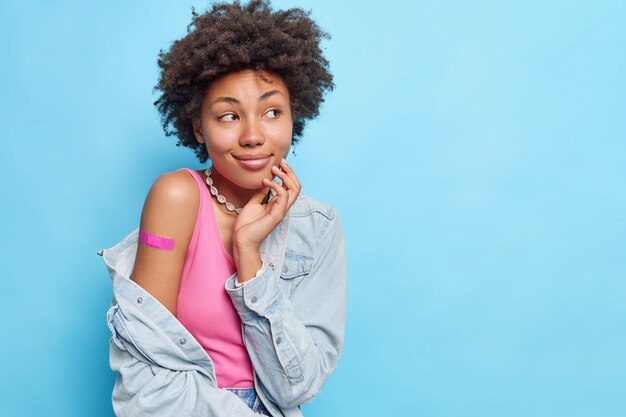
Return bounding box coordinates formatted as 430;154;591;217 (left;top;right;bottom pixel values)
153;0;335;163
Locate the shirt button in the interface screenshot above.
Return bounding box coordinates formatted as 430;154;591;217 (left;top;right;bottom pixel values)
269;262;276;270
275;336;282;344
282;265;288;273
251;296;258;304
136;297;143;304
179;338;186;345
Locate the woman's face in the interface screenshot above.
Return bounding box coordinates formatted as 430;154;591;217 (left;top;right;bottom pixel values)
193;68;293;190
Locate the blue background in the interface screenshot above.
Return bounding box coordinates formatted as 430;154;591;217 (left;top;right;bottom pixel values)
1;0;625;416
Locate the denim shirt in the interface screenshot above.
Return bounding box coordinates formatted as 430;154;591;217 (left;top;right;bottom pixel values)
98;194;348;417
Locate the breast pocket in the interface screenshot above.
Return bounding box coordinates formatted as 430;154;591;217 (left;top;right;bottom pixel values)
279;253;313;295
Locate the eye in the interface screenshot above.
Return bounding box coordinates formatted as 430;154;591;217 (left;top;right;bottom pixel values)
218;113;238;122
265;109;282;119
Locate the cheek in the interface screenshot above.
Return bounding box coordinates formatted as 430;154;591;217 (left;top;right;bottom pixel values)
271;120;293;148
204;126;235;154
279;136;292;157
269;135;291;160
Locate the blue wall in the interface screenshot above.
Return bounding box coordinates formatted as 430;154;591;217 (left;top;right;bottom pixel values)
1;1;624;415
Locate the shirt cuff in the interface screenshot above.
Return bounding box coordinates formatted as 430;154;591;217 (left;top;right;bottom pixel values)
234;261;265;288
225;257;282;318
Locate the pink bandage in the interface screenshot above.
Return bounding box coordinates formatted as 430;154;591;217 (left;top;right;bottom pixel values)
139;230;175;250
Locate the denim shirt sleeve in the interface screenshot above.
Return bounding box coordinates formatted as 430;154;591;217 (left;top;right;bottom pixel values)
101;227;264;417
107;294;265;417
224;210;348;409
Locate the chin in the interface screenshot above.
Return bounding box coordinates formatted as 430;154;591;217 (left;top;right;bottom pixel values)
233;170;273;190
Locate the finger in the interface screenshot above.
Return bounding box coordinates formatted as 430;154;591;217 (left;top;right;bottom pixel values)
275;160;301;208
271;165;297;191
247;183;272;205
279;158;302;190
262;178;288;203
262;178;289;216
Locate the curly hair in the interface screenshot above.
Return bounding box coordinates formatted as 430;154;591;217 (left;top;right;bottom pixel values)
153;0;334;163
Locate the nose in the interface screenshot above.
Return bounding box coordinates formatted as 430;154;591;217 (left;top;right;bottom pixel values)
239;118;265;147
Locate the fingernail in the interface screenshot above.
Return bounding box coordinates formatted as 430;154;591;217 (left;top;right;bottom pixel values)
272;165;278;170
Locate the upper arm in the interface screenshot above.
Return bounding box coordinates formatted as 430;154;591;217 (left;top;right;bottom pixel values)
130;170;199;316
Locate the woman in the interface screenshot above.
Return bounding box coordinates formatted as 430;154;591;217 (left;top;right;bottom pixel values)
99;1;348;416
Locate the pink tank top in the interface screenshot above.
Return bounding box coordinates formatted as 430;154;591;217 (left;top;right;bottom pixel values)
175;168;254;388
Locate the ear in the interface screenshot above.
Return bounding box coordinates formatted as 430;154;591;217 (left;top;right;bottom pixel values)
192;120;205;144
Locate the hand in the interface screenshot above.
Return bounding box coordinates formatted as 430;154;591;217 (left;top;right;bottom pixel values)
233;157;301;253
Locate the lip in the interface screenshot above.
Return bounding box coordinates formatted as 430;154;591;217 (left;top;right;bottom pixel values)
233;153;272;170
233;153;271;160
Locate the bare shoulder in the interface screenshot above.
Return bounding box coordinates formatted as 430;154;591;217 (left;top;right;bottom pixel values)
140;169;200;243
131;169;201;316
146;169;199;213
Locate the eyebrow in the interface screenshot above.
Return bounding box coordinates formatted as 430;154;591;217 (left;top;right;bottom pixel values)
210;90;284;107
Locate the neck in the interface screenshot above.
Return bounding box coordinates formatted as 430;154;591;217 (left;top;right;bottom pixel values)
207;166;256;210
